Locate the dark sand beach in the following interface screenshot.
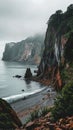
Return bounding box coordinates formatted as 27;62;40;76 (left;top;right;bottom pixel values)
11;87;56;124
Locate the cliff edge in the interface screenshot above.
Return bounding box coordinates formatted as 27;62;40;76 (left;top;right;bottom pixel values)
37;4;73;89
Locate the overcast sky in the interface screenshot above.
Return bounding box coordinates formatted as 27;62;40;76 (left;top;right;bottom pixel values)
0;0;73;43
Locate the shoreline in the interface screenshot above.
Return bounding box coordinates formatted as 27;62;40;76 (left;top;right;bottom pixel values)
11;86;56;124
3;86;46;104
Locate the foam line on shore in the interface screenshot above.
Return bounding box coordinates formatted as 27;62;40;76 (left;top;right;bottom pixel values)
2;87;49;103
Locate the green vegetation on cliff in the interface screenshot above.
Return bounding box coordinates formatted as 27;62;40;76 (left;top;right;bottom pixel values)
0;99;22;128
24;4;73;129
51;81;73;121
37;4;73;90
48;4;73;37
1;4;73;130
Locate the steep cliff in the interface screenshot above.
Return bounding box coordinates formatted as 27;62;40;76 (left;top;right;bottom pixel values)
37;4;73;89
2;34;44;65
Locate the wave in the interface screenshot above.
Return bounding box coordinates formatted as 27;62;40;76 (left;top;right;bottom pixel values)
2;87;46;104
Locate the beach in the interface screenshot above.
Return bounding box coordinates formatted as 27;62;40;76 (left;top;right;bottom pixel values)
11;87;56;124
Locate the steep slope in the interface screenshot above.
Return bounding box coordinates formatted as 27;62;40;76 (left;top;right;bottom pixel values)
0;98;22;128
23;5;73;130
37;4;73;89
2;34;44;65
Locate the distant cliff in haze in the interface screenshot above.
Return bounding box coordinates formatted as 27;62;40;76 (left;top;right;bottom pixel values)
2;34;45;65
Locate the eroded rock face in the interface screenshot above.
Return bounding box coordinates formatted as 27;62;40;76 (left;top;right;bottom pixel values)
37;5;73;89
0;98;22;129
2;34;44;65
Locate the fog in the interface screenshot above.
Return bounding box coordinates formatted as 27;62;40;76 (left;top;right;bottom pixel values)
0;0;73;42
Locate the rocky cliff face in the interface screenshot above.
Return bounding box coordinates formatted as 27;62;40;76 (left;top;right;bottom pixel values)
37;4;73;89
0;98;22;129
2;34;44;65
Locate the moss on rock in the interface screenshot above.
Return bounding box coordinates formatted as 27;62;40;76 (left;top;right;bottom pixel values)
0;98;22;129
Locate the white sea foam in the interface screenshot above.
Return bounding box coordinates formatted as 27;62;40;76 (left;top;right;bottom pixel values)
3;87;46;103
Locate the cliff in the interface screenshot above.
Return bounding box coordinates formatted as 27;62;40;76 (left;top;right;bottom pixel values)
23;6;73;130
0;98;22;129
37;4;73;89
1;4;73;129
2;34;44;65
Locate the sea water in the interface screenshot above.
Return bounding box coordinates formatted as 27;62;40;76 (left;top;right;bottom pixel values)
0;43;48;103
0;60;47;103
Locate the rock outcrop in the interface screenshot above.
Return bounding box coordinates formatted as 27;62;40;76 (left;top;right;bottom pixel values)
2;34;44;65
0;98;22;129
37;4;73;90
24;68;32;79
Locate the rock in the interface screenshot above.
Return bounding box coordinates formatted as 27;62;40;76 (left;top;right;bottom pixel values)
55;69;62;89
24;68;32;79
22;97;26;100
2;34;44;65
36;5;73;90
22;89;25;92
34;70;38;73
14;75;22;78
0;98;22;128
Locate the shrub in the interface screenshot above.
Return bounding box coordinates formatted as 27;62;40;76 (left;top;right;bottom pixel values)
29;110;39;121
51;81;73;121
26;107;51;123
40;107;51;117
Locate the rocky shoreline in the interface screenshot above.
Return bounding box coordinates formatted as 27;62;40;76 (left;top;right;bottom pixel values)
0;4;73;130
11;87;56;124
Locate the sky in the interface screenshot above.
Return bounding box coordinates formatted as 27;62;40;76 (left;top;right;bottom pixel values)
0;0;73;43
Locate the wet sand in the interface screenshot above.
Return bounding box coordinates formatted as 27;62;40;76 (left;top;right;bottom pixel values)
11;87;56;124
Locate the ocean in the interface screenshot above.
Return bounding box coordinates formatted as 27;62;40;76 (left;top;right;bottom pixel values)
0;43;48;103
